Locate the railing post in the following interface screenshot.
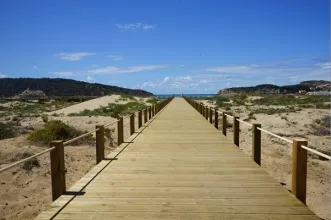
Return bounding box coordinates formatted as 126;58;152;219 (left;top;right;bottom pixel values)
130;114;135;135
214;109;218;129
117;117;124;145
233;116;239;146
144;109;147;123
252;124;261;165
50;140;66;201
151;105;155;117
205;106;209;119
200;103;203;114
209;107;213;124
222;113;227;136
138;110;142;128
149;107;151;120
95;125;105;164
292;138;308;205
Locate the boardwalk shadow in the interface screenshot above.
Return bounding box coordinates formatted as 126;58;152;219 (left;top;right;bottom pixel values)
63;191;85;196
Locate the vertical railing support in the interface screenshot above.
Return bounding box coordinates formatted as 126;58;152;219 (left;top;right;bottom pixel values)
233;116;239;146
205;107;209;119
252;124;261;165
209;107;213;124
138;110;142;128
144;109;147;123
292;138;308;205
117;117;124;145
149;107;151;120
152;105;155;117
95;125;105;164
50;140;66;201
222;113;227;136
214;109;218;129
130;114;135;135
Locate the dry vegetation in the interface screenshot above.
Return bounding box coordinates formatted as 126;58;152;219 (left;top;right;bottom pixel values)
199;94;330;220
0;94;159;220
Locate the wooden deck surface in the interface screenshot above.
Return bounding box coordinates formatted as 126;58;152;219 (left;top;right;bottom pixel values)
37;98;318;219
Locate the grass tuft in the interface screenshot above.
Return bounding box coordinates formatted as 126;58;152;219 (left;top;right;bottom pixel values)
27;120;92;144
0;122;15;140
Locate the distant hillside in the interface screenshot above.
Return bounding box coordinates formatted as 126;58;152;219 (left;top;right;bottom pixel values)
0;78;153;98
218;80;330;95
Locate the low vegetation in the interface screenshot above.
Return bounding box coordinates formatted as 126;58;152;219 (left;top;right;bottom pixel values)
146;98;159;105
213;96;232;109
27;120;93;144
252;95;329;108
119;94;136;101
11;152;41;171
311;116;331;136
68;102;147;118
252;106;298;115
0;122;15;140
0;99;80;118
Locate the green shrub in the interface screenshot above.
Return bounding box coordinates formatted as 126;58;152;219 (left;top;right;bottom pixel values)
119;94;136;101
231;94;247;106
41;114;48;123
27;120;91;144
0;106;8;111
146;98;159;105
69;102;147;118
0;122;15;140
252;107;297;115
310;115;330;136
253;95;330;107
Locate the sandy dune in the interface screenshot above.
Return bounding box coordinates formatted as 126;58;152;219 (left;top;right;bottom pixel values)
49;95;124;115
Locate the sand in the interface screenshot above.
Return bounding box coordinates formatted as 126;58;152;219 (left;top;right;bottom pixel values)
48;95;124;116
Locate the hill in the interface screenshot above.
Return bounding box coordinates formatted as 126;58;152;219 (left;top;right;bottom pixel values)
0;78;153;98
218;80;330;95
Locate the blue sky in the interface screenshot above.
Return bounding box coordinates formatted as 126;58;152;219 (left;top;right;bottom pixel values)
0;0;330;94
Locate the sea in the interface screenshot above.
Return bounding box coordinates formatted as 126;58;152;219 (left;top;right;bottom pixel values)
155;94;216;99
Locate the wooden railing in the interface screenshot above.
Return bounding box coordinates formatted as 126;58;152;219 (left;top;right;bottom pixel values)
0;97;174;201
183;96;330;205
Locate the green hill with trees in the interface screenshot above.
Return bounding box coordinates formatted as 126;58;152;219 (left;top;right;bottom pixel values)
0;78;153;98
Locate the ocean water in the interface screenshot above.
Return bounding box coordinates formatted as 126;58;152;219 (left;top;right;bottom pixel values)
155;94;216;98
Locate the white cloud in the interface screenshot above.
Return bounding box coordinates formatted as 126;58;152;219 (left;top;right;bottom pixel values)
33;66;39;69
86;76;94;81
52;71;75;76
108;55;124;61
87;65;167;75
56;52;96;61
163;77;170;83
51;65;166;77
0;72;6;78
318;62;331;69
116;23;155;31
205;62;331;76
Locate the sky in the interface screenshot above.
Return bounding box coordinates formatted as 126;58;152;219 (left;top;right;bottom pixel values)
0;0;330;94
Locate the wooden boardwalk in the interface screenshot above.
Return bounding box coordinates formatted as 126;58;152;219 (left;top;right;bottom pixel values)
37;98;318;219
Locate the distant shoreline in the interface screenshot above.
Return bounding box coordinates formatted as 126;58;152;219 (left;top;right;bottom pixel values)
155;94;216;98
